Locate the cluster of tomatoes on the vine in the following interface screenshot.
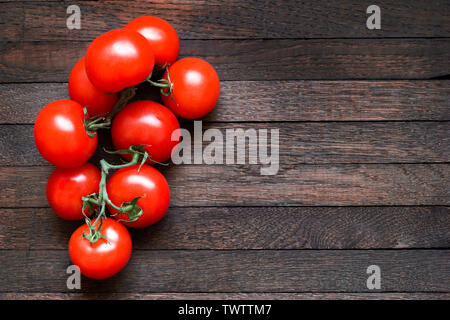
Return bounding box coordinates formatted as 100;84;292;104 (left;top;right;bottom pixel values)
34;16;220;279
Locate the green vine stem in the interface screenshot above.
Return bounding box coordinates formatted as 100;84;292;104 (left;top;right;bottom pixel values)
84;86;137;136
145;67;177;103
79;66;178;243
81;145;150;244
83;66;177;138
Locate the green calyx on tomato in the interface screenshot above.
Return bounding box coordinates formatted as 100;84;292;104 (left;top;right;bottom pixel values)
145;58;220;119
69;218;132;279
111;99;180;164
145;68;175;102
83;86;137;137
161;58;220;119
34;100;98;168
47;163;101;220
38;15;219;281
81;145;153;244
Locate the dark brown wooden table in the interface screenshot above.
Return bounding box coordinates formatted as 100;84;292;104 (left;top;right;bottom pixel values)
0;1;449;300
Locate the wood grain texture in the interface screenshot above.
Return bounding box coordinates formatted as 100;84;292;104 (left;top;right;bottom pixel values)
1;39;449;82
0;250;448;292
0;0;449;299
1;1;449;41
1;81;449;123
1;121;449;166
0;164;448;207
1;207;448;250
1;292;449;300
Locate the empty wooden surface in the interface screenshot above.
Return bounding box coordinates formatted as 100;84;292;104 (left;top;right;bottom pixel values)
0;250;449;292
0;0;448;300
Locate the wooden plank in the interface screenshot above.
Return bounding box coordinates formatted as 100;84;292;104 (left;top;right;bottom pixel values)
1;207;448;250
1;121;448;166
1;81;449;123
1;292;449;300
0;2;23;40
0;164;448;207
1;39;449;82
0;250;448;292
1;1;449;41
0;83;69;124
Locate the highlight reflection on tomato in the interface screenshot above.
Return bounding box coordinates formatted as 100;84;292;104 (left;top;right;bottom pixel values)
111;100;180;163
161;57;220;119
34;100;98;168
33;15;222;282
125;16;180;67
106;164;170;228
47;163;101;220
69;218;132;279
85;28;154;93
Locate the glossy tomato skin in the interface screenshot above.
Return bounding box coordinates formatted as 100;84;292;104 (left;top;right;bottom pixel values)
85;28;154;93
161;57;220;119
68;57;118;117
47;163;101;220
106;164;170;228
125;16;180;67
69;218;132;279
111;101;180;163
34;100;98;168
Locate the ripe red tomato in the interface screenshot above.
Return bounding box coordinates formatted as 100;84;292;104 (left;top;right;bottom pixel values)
34;100;98;168
161;57;220;119
111;100;180;163
68;57;118;117
69;218;132;279
106;164;170;228
47;163;101;220
85;28;154;93
125;16;180;67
